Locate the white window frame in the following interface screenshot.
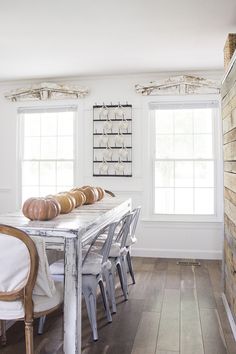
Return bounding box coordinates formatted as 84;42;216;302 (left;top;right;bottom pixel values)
142;94;223;223
17;104;79;207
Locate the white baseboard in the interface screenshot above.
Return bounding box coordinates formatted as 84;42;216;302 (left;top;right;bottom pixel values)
222;293;236;341
131;247;222;260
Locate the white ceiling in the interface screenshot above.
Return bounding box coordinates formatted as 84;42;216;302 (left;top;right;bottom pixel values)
0;0;236;81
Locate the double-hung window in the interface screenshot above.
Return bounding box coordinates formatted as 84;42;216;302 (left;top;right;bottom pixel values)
150;99;221;220
19;107;76;203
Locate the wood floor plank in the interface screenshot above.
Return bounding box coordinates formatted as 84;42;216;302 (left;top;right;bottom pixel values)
180;265;196;289
156;289;180;352
200;308;227;354
195;265;217;309
165;269;181;289
181;288;204;354
131;311;160;353
143;272;165;312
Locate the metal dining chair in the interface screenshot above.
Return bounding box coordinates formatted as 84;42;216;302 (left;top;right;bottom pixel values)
0;225;64;354
47;221;119;341
125;207;141;284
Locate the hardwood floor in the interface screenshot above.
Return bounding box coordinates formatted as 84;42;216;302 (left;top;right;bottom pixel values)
1;258;236;354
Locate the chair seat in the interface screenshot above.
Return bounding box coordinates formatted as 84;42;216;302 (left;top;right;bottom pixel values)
0;282;63;320
50;251;111;277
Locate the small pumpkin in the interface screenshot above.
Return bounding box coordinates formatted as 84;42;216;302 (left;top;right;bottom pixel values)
96;187;105;201
22;197;61;221
53;193;75;214
79;186;97;204
70;189;86;207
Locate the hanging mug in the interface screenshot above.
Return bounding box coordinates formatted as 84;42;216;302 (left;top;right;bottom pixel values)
99;160;109;174
114;105;124;119
114;161;125;175
118;119;129;132
103;147;113;160
115;132;124;146
103;119;113;132
119;147;128;160
99;133;109;146
99;106;109;119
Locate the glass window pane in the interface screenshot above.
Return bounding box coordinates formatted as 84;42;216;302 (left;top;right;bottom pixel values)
39;186;57;197
155;188;174;214
40;161;56;186
156;135;174;158
57;161;73;186
41;137;57;159
22;186;40;203
175;161;193;187
22;161;39;186
175;188;193;214
155;161;174;187
174;109;193;134
193;109;212;133
194;134;212;158
174;135;193;159
23;114;40;137
194;188;214;214
156;110;174;134
58;112;74;136
56;185;72;193
57;137;74;159
41;113;57;136
24;137;41;159
194;161;214;187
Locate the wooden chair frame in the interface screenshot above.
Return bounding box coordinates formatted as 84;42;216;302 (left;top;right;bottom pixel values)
0;224;61;354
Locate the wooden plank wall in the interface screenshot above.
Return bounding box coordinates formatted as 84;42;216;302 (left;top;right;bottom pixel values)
222;63;236;323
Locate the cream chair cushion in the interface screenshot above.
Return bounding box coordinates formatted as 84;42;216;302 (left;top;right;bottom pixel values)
0;233;63;320
0;282;64;320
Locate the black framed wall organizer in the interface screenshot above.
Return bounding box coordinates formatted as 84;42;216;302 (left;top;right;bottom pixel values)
93;103;132;177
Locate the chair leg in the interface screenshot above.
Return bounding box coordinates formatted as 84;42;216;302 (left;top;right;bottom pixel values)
99;279;112;323
83;276;98;341
103;267;117;314
120;255;129;300
117;259;128;301
25;320;34;354
38;315;46;335
127;250;135;284
0;320;7;346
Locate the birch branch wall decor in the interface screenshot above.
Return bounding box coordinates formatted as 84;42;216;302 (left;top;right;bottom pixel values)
5;82;89;102
135;75;220;96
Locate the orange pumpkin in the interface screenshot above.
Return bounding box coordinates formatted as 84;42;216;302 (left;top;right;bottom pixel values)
79;186;97;204
53;193;75;214
22;197;61;221
96;187;105;201
70;189;86;207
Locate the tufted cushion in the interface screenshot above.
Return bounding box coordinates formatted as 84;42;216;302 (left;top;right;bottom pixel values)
0;282;63;320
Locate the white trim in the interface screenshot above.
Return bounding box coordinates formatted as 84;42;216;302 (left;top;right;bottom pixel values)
132;247;222;260
222;293;236;341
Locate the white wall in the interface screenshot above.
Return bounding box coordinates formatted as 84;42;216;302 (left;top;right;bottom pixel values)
0;69;224;259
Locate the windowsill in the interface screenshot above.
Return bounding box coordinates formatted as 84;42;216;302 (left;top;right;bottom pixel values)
141;215;223;224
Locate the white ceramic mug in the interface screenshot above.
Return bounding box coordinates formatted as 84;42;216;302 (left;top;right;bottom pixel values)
119;147;128;159
114;161;125;174
115;133;124;145
100;134;109;146
99;107;109;119
103;147;113;160
99;161;109;174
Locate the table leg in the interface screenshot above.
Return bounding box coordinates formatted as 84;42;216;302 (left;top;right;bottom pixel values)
63;238;80;354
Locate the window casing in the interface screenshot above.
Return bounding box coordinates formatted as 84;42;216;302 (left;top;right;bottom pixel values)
146;97;223;222
19;107;76;203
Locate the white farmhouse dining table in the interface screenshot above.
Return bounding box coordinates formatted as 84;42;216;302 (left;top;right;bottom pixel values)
0;196;131;354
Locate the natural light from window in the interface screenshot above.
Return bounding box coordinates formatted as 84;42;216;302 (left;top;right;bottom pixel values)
20;109;75;203
154;106;215;215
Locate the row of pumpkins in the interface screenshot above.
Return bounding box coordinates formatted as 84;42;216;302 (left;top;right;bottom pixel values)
22;186;112;221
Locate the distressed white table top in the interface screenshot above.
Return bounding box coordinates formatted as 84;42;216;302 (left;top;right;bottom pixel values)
0;197;131;240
